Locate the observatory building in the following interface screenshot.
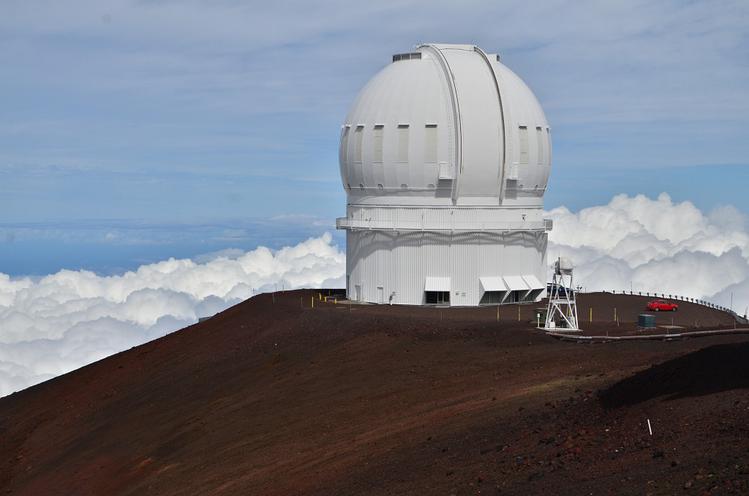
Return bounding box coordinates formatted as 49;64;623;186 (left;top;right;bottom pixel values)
337;44;552;306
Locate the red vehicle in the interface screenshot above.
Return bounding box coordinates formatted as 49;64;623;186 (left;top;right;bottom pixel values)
647;299;678;312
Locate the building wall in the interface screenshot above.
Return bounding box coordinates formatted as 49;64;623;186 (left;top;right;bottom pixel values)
346;229;548;306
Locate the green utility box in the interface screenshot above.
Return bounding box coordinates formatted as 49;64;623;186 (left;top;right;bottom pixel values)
638;313;656;328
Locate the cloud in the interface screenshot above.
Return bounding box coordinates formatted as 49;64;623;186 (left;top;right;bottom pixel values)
2;0;748;231
713;279;749;318
2;1;748;164
547;193;749;306
0;233;345;397
2;194;748;397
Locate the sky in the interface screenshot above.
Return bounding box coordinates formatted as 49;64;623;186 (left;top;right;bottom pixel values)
1;1;749;395
1;0;749;275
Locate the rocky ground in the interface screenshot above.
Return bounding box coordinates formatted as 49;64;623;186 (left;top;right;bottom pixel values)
1;290;747;495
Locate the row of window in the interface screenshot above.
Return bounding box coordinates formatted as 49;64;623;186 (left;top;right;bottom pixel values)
341;124;438;165
341;124;550;166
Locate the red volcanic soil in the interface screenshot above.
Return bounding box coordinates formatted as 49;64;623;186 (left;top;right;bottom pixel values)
1;291;748;495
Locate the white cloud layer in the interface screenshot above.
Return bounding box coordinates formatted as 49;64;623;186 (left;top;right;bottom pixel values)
0;233;345;397
547;193;749;310
1;194;748;397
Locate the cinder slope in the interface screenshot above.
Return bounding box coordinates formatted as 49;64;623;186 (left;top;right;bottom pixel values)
1;291;747;495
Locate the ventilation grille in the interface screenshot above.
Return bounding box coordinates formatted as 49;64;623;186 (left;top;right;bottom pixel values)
392;52;422;62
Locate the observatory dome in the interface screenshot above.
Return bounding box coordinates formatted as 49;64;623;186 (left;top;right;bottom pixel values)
337;44;553;307
339;43;551;206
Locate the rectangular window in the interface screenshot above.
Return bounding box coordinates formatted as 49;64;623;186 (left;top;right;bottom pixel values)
373;125;384;163
519;125;528;164
339;126;350;164
546;128;552;164
354;125;364;164
424;124;438;163
397;124;409;162
536;126;544;165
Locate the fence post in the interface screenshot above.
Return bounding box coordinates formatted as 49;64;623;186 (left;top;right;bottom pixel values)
589;307;593;323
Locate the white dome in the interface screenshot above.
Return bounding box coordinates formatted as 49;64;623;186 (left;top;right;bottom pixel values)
339;43;551;207
337;44;553;307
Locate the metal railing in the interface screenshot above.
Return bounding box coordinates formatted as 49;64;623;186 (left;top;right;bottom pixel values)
336;217;548;232
600;289;748;325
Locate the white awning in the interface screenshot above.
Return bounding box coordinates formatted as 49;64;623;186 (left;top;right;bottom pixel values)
503;276;530;291
521;274;544;290
480;277;507;292
425;277;451;292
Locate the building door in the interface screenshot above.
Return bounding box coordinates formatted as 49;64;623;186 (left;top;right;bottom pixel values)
355;285;361;301
425;291;450;305
377;286;384;304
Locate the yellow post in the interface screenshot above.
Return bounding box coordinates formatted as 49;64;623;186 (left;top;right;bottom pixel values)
334;298;337;305
517;305;521;321
311;296;314;309
614;307;617;322
589;307;592;323
318;292;321;301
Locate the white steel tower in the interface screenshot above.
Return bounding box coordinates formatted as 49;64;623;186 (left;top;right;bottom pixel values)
544;257;580;331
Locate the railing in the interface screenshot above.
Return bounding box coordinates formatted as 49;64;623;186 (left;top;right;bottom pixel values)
336;217;549;232
547;327;749;343
600;289;748;325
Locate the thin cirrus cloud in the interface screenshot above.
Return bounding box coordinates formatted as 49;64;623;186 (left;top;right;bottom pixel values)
2;1;748;238
2;2;748;184
1;194;748;397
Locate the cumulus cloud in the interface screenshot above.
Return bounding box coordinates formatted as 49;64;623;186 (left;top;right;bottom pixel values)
2;194;748;397
547;193;749;309
0;233;345;397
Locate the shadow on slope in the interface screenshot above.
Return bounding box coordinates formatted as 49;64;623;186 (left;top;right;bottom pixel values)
599;341;749;408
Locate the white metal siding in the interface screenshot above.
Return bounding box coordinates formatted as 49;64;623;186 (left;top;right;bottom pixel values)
397;125;409;163
354;125;364;164
347;229;547;306
340;126;350;183
373;125;384;163
424;124;438;164
518;126;528;165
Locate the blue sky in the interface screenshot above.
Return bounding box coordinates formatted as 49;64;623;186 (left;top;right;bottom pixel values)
1;0;748;275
